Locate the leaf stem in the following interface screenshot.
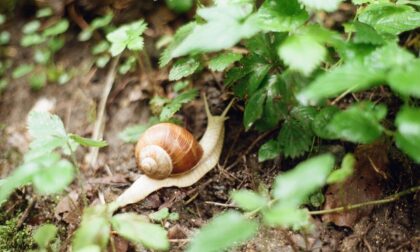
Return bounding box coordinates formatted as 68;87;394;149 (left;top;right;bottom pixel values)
67;141;88;207
309;185;420;215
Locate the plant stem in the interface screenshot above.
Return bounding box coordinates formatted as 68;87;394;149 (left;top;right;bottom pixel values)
67;141;88;207
309;185;420;215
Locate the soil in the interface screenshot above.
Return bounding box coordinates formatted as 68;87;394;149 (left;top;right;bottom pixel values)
0;2;419;252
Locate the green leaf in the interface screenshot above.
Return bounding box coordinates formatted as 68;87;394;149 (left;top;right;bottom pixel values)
0;31;10;45
364;43;414;71
95;55;111;68
29;72;47;90
22;20;41;34
34;49;51;64
20;33;45;47
358;3;420;35
91;13;113;29
72;206;111;251
106;20;147;56
278;118;313;158
388;59;420;98
36;7;53;18
312;106;340;139
12;64;34;79
395;107;420;163
43;19;69;37
273;154;335;207
278;33;326;76
0;14;5;25
297;62;384;105
298;0;344;12
118;117;160;143
262;205;310;230
208;52;242;72
173;81;189;92
353;21;385;45
33;224;58;248
166;0;193;13
327;153;355;184
187;211;258;252
27;111;67;141
258;139;281;162
112;213;169;251
169;57;201;81
160;88;198;121
327;102;386;144
32;157;75;194
243;90;266;130
257;0;308;32
168;212;180;221
69;134;108;148
148;208;170;222
171;4;260;58
92;41;110;55
231;190;268;211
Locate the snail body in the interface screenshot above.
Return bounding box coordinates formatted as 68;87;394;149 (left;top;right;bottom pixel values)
135;123;203;179
114;97;233;208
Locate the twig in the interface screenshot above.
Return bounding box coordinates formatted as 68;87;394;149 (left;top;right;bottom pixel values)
16;198;35;229
204;201;236;208
309;185;420;215
87;56;120;168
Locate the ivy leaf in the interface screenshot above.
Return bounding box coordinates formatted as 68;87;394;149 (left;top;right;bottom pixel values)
112;213;169;251
160;88;198;121
208;52;242;72
388;59;420;98
231;190;268;211
258;139;281;162
395;107;420;163
187;211;258;252
32;155;75;194
278;33;326;76
243;89;266;130
273;154;335;207
327;153;355;184
298;0;344;12
327;102;386;144
171;3;260;58
33;224;58;249
169;57;201;81
358;3;420;35
68;134;108;148
257;0;308;32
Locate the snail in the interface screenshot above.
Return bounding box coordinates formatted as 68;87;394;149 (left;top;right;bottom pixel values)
114;96;233;208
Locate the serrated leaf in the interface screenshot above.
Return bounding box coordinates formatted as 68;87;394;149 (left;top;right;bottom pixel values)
106;20;147;56
171;4;260;58
173;81;189;92
279;34;326;76
327;102;386;144
364;43;414;71
112;213;169;251
327;153;355;184
278;119;313;158
358;3;420;35
244;90;266;130
43;19;69;37
262;205;310;230
208;52;242;72
27;111;67;140
353;21;385;45
395;107;420;163
33;224;58;248
160;88;198;121
312;106;340;139
388;59;420;98
298;0;344;12
69;134;108;148
257;0;308;32
33;157;75;194
187;211;258;252
169;57;200;81
258;139;281;162
273;154;335;207
231;190;268;211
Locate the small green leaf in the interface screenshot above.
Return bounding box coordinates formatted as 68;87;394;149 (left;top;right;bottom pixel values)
327;102;386;144
388;59;420;98
165;0;193;13
33;224;58;248
118;117;160;143
22;20;41;34
43;19;69;37
231;190;268;211
69;134;108;148
279;33;326;76
243;90;266;130
208;52;242;72
91;41;110;55
36;7;53;18
160;88;198;121
112;213;169;251
312;106;340;139
257;0;308;32
29;72;47;90
278;114;314;158
160;22;196;67
148;208;170;222
173;81;189;93
327;153;355;184
262;205;310;230
169;57;200;81
395;107;420;163
12;64;34;79
106;20;147;56
187;211;258;252
353;21;385;45
258;139;281;162
28;111;67;140
33;158;75;194
20;34;45;47
298;0;344;12
0;31;10;45
168;212;179;221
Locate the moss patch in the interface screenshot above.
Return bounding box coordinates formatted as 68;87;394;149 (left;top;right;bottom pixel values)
0;214;35;251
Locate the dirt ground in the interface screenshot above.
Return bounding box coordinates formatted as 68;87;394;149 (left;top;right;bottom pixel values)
1;2;419;251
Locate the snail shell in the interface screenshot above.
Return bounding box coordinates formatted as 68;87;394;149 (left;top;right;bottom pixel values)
135;123;204;179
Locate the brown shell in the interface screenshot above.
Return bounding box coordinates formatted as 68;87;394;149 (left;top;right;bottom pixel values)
135;123;203;175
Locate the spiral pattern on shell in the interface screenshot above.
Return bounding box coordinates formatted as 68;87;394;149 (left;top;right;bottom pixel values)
135;123;204;179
